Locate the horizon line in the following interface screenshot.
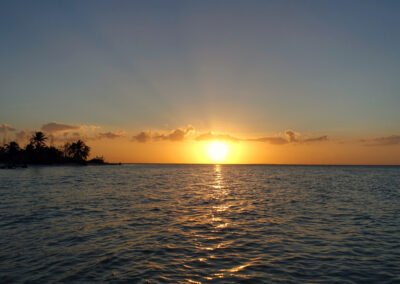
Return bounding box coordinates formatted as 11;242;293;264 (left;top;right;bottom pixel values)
119;162;400;167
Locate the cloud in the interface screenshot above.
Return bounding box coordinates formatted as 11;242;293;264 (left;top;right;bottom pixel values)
303;135;328;143
132;131;152;143
40;130;90;144
132;126;194;143
363;135;400;146
247;137;289;145
0;123;16;133
37;122;102;144
41;122;81;133
96;131;125;140
195;129;328;145
285;130;298;143
15;130;34;143
130;126;329;145
195;132;288;144
59;132;89;143
195;132;240;142
6;122;331;147
154;126;194;142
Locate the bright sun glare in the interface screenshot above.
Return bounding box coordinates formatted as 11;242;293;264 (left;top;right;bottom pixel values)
207;141;229;163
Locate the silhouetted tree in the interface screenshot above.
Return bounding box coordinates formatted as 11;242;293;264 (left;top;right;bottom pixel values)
3;141;21;166
0;145;6;161
5;141;20;156
0;135;105;167
25;143;34;153
63;142;71;158
67;140;90;162
45;146;64;164
30;131;47;149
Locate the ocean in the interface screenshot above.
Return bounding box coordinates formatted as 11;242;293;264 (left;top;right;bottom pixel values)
0;164;399;283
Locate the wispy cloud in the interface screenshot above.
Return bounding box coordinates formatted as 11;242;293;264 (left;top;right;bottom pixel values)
0;123;16;133
154;126;194;142
15;130;34;143
8;122;332;147
362;135;400;146
195;130;328;145
96;131;125;140
36;122;101;144
1;124;17;144
53;131;89;143
285;130;298;143
195;132;241;142
132;131;152;143
303;135;328;143
41;122;81;133
132;126;194;143
247;137;289;145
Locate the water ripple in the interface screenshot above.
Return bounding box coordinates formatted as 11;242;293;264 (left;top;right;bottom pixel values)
0;165;399;282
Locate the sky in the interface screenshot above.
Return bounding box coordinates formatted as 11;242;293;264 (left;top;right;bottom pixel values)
1;0;400;164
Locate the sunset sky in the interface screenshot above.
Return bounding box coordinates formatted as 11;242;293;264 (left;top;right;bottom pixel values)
1;0;400;164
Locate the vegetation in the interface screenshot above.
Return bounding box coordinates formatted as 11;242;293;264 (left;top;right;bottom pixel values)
0;131;104;168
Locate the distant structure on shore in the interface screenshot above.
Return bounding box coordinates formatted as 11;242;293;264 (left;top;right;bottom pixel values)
0;131;105;168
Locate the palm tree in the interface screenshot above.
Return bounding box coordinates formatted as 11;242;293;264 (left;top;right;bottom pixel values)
63;142;71;158
0;145;5;163
5;141;20;155
30;131;47;149
67;140;90;162
4;141;21;166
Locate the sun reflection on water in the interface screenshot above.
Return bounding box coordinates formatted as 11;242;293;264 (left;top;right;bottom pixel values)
176;165;253;281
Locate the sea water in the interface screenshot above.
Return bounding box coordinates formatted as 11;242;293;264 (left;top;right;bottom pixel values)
0;164;399;283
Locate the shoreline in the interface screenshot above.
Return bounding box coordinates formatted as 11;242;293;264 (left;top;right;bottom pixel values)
0;162;121;169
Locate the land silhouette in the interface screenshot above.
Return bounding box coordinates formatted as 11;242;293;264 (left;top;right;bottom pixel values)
0;131;105;168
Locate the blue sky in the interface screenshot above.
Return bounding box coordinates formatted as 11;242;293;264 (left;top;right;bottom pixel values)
1;0;399;137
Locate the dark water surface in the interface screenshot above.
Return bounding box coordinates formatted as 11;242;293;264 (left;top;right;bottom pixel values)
0;164;399;283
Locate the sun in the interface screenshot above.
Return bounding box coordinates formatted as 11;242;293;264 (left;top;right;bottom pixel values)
207;141;229;163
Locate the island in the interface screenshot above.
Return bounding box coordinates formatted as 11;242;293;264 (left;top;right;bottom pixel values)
0;131;110;168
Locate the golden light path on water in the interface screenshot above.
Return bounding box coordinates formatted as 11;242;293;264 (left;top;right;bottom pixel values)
185;164;256;282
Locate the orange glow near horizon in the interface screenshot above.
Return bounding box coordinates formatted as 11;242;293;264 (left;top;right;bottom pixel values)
87;138;400;165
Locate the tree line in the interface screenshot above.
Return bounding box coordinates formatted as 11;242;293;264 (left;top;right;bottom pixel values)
0;131;104;167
